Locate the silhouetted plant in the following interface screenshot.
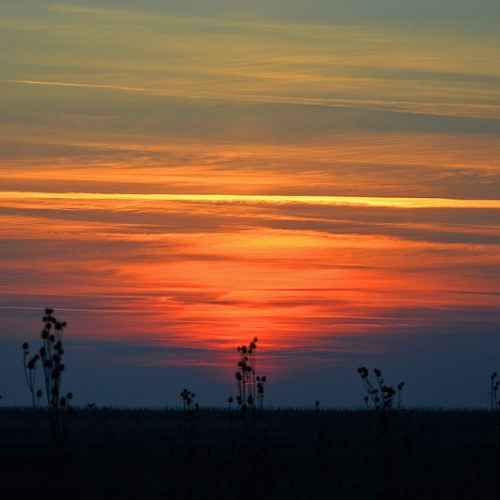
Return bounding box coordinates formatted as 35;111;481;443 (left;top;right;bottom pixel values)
397;381;405;409
36;389;43;406
490;372;499;410
363;395;370;409
22;308;73;442
357;367;404;411
22;342;41;408
180;388;197;415
234;337;267;411
315;400;321;414
256;375;267;409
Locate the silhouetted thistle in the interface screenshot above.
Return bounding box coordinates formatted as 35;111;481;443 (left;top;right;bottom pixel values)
22;308;73;442
358;367;404;411
233;337;267;412
66;392;74;410
22;342;41;408
256;375;267;409
397;381;405;409
180;388;197;416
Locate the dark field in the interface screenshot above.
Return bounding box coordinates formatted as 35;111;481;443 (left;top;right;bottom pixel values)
1;409;499;500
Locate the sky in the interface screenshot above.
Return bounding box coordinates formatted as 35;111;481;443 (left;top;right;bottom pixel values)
1;1;499;408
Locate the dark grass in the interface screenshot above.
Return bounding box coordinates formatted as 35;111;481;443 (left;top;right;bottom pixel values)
1;408;499;499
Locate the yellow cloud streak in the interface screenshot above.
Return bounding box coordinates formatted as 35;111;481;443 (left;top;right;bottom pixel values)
2;191;499;209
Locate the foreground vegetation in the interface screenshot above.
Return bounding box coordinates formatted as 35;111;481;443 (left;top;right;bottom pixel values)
0;408;498;499
7;308;499;499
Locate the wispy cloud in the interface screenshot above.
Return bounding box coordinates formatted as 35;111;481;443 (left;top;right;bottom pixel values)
5;79;149;93
2;2;500;122
5;78;499;119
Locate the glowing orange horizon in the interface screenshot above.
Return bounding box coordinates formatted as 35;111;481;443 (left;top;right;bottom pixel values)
2;190;499;378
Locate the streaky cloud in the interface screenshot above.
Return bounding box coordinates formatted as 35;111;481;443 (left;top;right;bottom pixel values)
2;191;500;209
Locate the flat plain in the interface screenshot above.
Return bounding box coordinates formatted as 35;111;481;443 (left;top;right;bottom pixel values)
0;409;499;499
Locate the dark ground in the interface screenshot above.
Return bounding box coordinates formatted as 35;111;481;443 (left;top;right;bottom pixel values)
0;408;499;500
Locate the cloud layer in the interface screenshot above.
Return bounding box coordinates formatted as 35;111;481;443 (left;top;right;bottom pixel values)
0;1;499;407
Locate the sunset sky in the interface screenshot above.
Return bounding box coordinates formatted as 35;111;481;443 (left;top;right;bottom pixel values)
1;0;499;407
